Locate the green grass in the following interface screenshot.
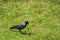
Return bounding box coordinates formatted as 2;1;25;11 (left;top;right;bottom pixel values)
0;0;60;40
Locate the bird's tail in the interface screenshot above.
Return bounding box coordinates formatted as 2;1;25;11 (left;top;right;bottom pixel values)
10;27;14;29
10;26;17;30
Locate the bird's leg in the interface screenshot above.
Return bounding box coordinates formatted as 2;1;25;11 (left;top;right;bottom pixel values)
19;30;24;34
19;30;22;33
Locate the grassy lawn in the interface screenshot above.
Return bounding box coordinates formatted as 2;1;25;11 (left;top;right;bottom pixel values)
0;0;60;40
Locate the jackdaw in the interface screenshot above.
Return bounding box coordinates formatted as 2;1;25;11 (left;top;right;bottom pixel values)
10;20;29;34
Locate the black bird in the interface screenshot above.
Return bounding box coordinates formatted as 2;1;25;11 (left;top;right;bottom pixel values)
10;20;29;34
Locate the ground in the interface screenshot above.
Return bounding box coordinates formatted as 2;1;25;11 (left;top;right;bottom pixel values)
0;0;60;40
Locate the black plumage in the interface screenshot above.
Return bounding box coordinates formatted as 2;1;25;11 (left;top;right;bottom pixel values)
10;20;29;34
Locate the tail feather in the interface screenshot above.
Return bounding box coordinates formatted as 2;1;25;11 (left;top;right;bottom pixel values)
10;26;17;29
10;27;15;29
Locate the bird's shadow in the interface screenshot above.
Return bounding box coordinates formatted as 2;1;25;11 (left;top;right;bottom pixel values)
19;30;36;36
10;29;36;36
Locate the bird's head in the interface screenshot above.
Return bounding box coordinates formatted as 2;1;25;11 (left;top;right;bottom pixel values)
23;20;29;25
